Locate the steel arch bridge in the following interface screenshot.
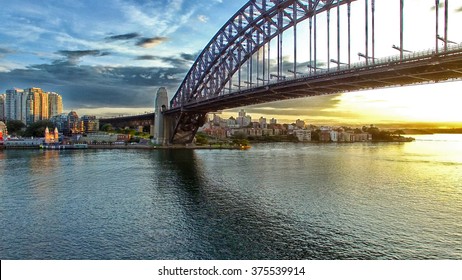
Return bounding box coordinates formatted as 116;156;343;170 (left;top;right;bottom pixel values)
163;0;462;144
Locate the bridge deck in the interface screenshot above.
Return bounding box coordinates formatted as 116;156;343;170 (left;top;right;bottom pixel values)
165;47;462;115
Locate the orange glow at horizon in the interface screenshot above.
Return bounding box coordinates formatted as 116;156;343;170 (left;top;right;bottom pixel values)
221;81;462;128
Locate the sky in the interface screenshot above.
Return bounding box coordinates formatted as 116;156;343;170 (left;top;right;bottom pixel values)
0;0;461;128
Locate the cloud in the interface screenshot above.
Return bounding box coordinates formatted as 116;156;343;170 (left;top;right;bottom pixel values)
456;6;462;12
136;37;168;48
105;32;140;41
0;47;15;57
135;55;158;60
180;52;198;61
56;50;110;64
198;15;208;23
0;56;191;110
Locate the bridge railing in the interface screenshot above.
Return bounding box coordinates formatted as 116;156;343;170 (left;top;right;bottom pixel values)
219;43;462;95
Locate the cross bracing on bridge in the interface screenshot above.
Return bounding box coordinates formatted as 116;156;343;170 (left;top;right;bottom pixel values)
166;44;462;113
170;0;457;111
164;0;461;144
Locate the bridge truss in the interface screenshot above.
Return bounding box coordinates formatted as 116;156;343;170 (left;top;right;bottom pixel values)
167;0;460;144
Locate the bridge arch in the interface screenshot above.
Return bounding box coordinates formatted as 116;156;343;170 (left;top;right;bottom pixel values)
172;0;355;109
166;0;462;144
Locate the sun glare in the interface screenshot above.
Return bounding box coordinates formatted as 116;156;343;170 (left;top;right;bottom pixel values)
335;82;462;127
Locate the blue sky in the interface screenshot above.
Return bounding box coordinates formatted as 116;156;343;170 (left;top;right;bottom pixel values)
1;0;462;127
0;0;247;113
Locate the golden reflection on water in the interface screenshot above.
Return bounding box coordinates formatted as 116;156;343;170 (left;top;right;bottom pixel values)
404;134;462;165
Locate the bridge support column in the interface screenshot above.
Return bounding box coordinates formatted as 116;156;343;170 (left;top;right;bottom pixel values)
170;112;208;144
153;87;169;145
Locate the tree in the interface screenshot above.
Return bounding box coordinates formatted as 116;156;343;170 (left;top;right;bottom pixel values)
6;120;26;136
230;132;249;146
100;123;113;132
24;120;55;137
195;132;209;145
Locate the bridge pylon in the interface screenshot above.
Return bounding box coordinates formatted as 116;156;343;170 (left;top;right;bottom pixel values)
153;87;170;145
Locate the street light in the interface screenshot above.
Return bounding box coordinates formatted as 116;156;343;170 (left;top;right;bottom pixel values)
392;44;411;53
270;74;286;80
330;59;347;65
437;35;457;45
330;59;348;70
357;52;376;61
287;69;303;75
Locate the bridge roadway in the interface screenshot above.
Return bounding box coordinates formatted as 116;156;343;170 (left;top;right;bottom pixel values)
165;46;462;115
99;113;154;131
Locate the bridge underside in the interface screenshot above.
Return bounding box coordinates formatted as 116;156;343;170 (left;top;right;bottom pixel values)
166;51;462;144
168;52;462;114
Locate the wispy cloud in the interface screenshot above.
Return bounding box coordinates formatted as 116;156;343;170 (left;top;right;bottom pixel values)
136;37;169;48
198;15;209;23
135;55;158;60
56;50;110;64
105;32;140;41
456;6;462;12
0;47;15;57
116;0;197;36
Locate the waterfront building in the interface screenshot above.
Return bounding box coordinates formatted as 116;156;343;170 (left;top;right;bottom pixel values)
319;131;331;142
330;130;339;142
262;128;274;136
294;130;312;142
236;109;252;127
259;117;267;129
0;121;6;140
44;127;59;144
5;88;64;125
5;88;27;124
0;94;5;120
40;90;49;120
67;111;81;135
4;138;43;147
79;133;118;143
227;116;236;127
81;115;99;133
270;118;277;125
48;92;63;118
50;113;69;133
25;88;42;124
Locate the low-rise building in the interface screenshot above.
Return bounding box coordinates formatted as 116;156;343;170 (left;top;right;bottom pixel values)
294;130;311;141
4;138;43;147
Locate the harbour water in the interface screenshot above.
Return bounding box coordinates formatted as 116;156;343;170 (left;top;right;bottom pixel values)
1;134;461;259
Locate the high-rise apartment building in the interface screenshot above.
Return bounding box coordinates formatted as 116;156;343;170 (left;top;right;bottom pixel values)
25;88;42;124
0;94;5;120
40;90;49;120
4;87;63;124
5;88;27;124
48;92;63;118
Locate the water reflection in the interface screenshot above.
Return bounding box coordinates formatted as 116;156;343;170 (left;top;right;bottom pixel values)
153;149;351;259
1;136;461;259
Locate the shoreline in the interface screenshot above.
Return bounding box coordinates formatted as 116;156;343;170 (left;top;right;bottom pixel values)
0;144;248;150
1;139;414;151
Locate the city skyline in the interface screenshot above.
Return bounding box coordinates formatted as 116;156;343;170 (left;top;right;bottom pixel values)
1;0;462;128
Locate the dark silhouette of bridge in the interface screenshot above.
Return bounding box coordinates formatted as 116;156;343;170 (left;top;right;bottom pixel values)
99;113;154;132
110;0;462;144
